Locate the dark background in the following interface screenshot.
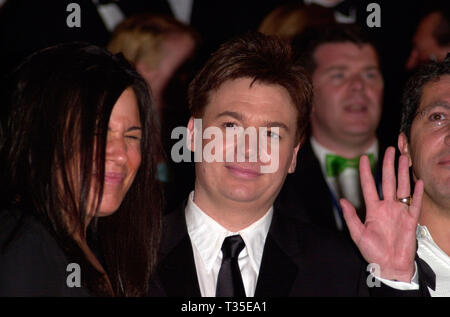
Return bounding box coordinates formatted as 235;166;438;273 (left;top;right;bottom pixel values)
0;0;448;211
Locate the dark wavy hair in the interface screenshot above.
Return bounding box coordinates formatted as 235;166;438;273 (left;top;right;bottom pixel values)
400;55;450;139
0;43;162;296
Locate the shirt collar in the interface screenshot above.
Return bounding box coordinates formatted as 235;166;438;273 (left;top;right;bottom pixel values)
416;224;433;240
310;137;379;178
185;191;273;273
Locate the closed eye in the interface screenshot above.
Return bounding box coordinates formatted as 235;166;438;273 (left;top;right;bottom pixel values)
125;134;142;141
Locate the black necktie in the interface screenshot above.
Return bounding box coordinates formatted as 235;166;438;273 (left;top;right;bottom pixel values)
216;235;246;297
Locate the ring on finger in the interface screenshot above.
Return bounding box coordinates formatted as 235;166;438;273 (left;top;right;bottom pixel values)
397;196;412;206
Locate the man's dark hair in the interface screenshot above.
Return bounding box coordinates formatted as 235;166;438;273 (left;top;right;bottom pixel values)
188;32;313;145
400;55;450;139
291;24;379;74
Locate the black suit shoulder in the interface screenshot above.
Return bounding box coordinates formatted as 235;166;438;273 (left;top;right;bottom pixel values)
266;211;367;296
149;203;201;296
0;209;89;296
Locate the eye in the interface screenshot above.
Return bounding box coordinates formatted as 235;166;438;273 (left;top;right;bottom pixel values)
331;72;344;79
429;112;447;123
364;71;378;79
223;121;239;129
267;130;280;139
125;134;141;141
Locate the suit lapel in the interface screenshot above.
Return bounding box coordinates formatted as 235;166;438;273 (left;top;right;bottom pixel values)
254;211;299;297
290;140;336;230
156;204;201;297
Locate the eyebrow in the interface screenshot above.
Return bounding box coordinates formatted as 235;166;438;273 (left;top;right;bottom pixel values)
108;126;142;132
417;101;450;115
323;65;379;73
261;121;290;132
216;111;289;132
127;126;142;131
216;111;243;121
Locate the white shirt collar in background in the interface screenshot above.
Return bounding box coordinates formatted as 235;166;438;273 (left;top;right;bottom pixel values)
310;136;379;180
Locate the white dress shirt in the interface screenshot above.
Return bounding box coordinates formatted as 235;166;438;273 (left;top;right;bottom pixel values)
310;137;378;230
185;191;273;297
416;225;450;296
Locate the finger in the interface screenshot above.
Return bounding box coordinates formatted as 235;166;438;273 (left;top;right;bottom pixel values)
382;147;396;201
396;154;411;199
410;179;424;220
341;198;364;244
360;155;379;207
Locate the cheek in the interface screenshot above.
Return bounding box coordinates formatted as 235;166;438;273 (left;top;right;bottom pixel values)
409;137;429;174
128;146;142;175
368;86;383;104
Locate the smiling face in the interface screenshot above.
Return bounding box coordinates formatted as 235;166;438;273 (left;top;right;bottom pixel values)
96;88;143;216
311;42;383;150
190;77;300;212
399;75;450;210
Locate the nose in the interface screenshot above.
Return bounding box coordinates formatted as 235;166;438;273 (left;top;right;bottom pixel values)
244;130;258;162
232;128;258;162
350;73;365;91
106;134;127;165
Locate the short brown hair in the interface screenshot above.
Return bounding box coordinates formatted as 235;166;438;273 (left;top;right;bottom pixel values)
188;32;313;144
291;24;379;75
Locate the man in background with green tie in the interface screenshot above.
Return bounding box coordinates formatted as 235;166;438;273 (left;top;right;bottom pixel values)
277;24;385;233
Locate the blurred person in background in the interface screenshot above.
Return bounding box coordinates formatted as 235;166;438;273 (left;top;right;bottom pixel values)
277;25;385;234
258;3;335;42
406;9;450;70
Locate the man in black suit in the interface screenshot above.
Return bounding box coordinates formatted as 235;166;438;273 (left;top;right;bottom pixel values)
277;25;386;233
148;32;431;297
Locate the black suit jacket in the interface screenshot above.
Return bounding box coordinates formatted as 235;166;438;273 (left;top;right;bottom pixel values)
276;139;385;234
0;209;90;296
148;202;432;297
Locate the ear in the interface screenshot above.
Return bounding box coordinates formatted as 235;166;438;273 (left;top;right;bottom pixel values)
187;116;195;152
288;142;301;173
398;133;412;167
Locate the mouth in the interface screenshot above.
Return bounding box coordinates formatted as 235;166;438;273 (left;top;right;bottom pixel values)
225;164;262;179
344;103;368;114
104;172;125;184
438;155;450;166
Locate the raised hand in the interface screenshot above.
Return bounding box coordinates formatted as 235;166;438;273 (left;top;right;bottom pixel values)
341;147;424;282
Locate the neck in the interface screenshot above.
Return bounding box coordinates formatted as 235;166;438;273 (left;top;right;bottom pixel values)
419;194;450;256
312;131;376;158
193;186;272;232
